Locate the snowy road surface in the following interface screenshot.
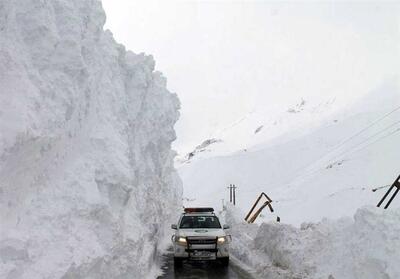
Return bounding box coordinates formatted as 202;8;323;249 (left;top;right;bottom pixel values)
158;251;254;279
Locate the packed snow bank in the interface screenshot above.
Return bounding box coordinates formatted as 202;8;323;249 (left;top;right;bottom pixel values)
225;205;400;279
0;0;181;278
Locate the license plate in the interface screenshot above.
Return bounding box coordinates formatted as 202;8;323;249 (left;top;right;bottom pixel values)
193;251;212;257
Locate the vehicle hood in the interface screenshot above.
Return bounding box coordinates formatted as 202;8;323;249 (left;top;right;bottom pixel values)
178;229;225;237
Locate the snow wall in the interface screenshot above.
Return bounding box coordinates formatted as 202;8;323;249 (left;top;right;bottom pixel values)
0;0;182;278
225;205;400;279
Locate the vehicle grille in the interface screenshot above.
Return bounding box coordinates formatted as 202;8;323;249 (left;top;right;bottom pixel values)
187;238;216;245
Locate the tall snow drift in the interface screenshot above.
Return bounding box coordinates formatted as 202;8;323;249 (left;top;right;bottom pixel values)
0;0;181;278
225;205;400;279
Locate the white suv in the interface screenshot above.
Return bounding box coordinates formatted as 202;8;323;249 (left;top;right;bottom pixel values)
171;208;230;267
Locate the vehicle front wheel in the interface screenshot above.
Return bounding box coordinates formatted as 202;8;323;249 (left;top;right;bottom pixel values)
220;257;229;267
174;257;183;268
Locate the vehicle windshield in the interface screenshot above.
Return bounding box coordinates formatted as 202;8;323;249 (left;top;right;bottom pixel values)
179;215;221;229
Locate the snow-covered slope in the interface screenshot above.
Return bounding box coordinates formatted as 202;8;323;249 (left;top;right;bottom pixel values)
0;1;181;278
179;82;400;225
176;97;339;162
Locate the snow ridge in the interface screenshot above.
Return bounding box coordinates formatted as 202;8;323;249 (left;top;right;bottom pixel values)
225;205;400;279
0;1;181;278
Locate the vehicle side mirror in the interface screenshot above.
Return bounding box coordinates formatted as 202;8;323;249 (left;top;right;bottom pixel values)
223;224;230;229
171;224;177;230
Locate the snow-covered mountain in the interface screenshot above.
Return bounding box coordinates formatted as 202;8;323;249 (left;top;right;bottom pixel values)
176;96;340;163
178;81;400;225
0;1;181;278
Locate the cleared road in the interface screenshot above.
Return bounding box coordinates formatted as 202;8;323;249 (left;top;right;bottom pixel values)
157;251;254;279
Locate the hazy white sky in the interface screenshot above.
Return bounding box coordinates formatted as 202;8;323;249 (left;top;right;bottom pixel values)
102;0;399;153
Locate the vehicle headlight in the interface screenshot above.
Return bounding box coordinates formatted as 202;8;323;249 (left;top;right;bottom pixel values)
217;236;227;244
176;236;187;245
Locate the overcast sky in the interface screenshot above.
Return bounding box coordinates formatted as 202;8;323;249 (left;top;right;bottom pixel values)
101;0;399;153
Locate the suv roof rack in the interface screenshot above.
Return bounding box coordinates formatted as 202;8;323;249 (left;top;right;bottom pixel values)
184;207;214;214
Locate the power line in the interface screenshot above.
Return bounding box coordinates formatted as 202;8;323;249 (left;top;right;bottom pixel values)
372;185;391;192
240;109;400;215
286;106;400;185
324;121;400;167
299;126;400;183
331;105;400;151
244;105;400;199
336;127;400;160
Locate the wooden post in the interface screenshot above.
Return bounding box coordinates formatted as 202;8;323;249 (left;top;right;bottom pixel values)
232;184;236;206
377;174;400;209
227;184;232;203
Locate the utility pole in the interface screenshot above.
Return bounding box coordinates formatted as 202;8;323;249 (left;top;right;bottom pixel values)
377;174;400;209
227;184;237;206
232;184;237;206
227;184;232;203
